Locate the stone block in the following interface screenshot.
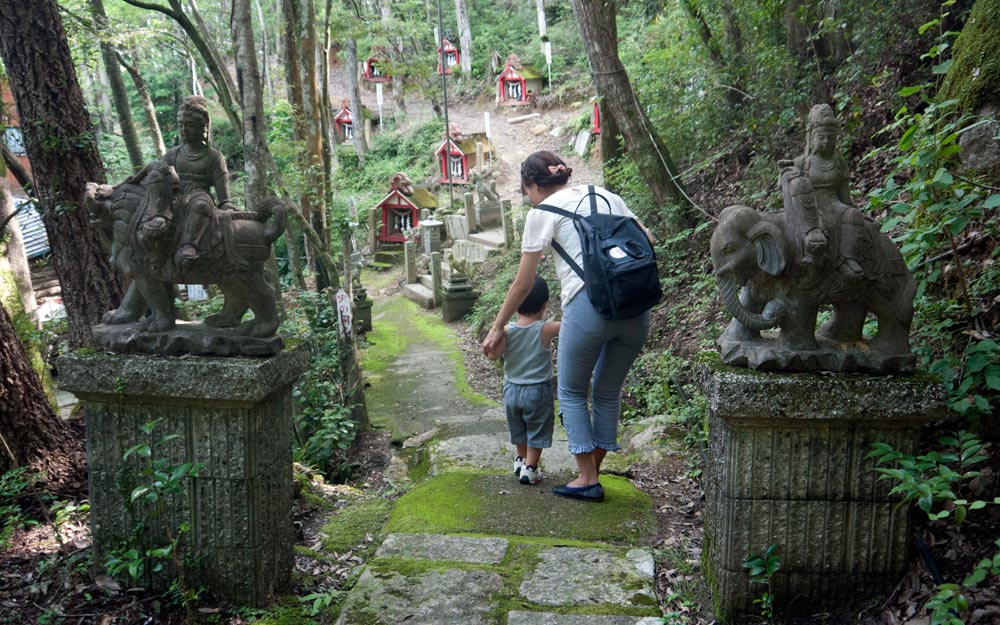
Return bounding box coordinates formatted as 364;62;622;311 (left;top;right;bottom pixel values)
375;533;508;564
698;356;946;619
520;547;656;607
57;347;308;606
441;289;478;322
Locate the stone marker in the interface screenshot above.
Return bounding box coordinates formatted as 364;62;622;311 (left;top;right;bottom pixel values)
444;214;469;240
420;219;444;255
430;251;442;307
404;240;417;284
501;199;514;247
574;130;591;157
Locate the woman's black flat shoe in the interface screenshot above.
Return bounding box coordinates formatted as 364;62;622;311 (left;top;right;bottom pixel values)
553;482;604;502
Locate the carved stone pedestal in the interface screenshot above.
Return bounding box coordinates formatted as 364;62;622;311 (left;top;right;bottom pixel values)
441;274;478;322
58;347;309;606
698;354;945;621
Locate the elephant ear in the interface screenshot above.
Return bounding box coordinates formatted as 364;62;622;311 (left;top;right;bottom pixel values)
749;223;786;276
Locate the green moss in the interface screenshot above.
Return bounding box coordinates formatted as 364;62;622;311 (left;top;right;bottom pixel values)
320;498;393;554
245;605;316;625
940;1;1000;113
299;488;336;512
385;471;656;544
293;545;325;559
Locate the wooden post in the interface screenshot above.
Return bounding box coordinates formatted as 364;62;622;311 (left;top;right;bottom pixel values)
404;240;417;284
368;207;379;252
475;141;484;172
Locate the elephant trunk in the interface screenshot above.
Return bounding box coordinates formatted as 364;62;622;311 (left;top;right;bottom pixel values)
718;273;783;331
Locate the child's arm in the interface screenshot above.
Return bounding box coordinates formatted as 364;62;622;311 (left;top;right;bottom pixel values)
484;327;507;361
541;321;560;349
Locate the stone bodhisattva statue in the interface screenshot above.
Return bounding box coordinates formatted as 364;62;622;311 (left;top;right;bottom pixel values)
85;96;286;355
709;104;917;373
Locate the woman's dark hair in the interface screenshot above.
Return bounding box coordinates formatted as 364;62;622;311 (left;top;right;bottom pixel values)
517;275;550;315
520;150;573;190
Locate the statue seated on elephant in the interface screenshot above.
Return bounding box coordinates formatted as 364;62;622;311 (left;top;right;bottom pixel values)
85;160;286;342
709;165;916;373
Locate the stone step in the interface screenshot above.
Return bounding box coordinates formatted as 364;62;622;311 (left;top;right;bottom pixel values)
402;283;435;309
418;274;434;290
468;228;505;251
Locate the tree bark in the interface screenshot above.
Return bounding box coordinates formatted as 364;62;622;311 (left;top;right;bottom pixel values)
119;51;167;158
341;8;368;159
0;0;128;347
233;0;269;204
91;0;145;170
0;177;37;325
453;0;472;75
569;0;695;225
299;0;332;291
281;0;310;290
0;300;82;484
2;143;34;197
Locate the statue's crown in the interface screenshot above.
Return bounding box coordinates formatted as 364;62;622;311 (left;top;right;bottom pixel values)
808;104;838;130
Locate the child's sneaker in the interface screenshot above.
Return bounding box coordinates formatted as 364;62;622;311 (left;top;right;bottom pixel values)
519;465;541;485
514;456;525;477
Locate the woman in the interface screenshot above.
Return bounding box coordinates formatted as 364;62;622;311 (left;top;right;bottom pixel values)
482;151;653;502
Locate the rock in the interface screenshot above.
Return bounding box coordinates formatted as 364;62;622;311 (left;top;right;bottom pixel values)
574;130;591;157
530;123;552;136
519;547;656;607
376;533;508;564
549;126;565;137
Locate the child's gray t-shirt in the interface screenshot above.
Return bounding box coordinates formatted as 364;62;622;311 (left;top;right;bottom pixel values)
504;320;553;385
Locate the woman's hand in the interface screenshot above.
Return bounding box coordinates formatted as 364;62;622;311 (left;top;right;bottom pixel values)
482;326;505;358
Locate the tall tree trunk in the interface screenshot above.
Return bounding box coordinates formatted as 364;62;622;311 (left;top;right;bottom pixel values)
121;0;242;132
536;0;547;55
233;0;269;204
188;0;242;102
0;300;82;484
119;51;167;158
570;0;695;226
80;64;111;135
255;0;277;106
281;0;310;290
344;37;367;158
680;0;745;106
0;0;128;347
299;0;331;291
453;0;472;75
1;177;37;326
95;60;116;136
91;0;144;170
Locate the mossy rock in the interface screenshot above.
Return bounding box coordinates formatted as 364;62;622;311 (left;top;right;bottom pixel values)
385;471;655;545
321;498;393;554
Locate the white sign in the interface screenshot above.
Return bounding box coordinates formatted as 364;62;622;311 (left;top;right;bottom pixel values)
545;41;552;66
484;111;491;139
452;240;488;264
336;289;353;337
185;284;208;301
402;226;420;239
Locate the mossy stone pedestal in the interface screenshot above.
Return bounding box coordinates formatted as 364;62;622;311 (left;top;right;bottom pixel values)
698;356;945;621
57;347;309;606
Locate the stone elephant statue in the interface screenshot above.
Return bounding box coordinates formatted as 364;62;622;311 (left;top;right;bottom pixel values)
85;161;286;338
709;175;916;372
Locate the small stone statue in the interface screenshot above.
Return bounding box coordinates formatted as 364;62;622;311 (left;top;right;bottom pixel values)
84;96;287;355
472;168;500;207
709;104;917;373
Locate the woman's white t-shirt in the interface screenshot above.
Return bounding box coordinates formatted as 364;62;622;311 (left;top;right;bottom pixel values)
520;184;638;307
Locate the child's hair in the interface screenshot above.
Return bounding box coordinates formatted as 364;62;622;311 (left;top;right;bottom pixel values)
517;275;550;315
520;151;573;191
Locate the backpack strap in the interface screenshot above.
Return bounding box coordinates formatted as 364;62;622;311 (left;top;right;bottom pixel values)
534;203;585;279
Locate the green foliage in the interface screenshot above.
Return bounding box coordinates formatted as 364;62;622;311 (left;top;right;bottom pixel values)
742;544;781;623
869;431;997;524
107;419;203;608
0;466;40;548
866;93;1000;422
282;290;361;479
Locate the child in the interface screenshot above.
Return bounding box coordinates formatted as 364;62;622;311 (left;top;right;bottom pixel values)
485;275;560;485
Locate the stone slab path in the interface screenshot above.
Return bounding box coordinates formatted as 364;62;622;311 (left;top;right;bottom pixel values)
349;294;660;624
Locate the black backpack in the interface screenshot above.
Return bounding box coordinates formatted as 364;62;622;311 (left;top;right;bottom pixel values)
537;185;662;320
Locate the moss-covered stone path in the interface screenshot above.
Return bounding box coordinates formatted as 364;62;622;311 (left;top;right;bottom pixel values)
341;293;660;625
